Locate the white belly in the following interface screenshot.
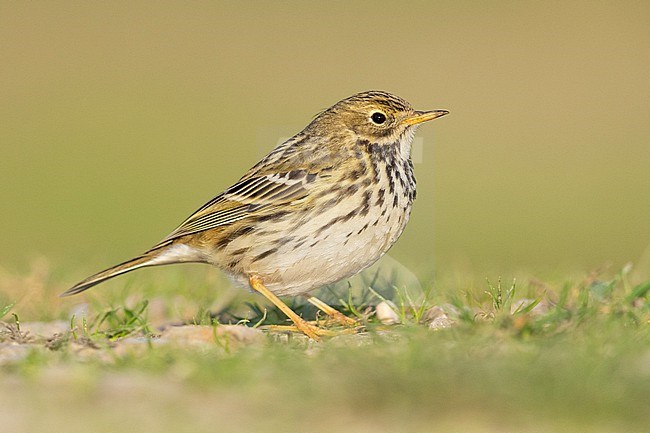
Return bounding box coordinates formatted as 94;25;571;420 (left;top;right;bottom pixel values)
222;183;412;296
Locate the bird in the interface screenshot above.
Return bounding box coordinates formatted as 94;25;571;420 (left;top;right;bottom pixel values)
62;91;448;340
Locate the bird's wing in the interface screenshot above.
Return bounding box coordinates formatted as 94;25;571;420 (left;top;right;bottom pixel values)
154;170;317;245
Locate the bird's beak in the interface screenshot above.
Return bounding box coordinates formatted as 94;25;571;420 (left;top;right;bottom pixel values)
403;109;449;126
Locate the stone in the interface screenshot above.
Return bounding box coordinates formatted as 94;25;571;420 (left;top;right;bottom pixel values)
375;301;400;325
158;324;264;348
422;306;454;330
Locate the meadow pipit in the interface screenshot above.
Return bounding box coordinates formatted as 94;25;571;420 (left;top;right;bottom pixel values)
63;91;448;340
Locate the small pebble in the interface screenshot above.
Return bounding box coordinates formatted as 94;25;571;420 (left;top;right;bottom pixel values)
422;306;453;330
375;301;400;325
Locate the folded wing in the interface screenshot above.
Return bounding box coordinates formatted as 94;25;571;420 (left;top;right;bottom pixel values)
155;170;317;246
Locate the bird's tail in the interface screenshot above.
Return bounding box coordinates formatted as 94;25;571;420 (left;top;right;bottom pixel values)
61;243;196;297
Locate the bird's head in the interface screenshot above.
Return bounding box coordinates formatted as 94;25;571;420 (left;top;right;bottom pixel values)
309;90;448;149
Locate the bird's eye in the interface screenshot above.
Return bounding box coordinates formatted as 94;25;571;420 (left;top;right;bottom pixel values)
371;111;387;125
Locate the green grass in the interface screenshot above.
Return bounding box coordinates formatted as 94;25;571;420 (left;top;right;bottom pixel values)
0;263;648;432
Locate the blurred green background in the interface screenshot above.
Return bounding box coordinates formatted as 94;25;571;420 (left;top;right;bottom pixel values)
1;1;649;281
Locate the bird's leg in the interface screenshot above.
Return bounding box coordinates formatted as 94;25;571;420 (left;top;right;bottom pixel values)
248;275;325;341
304;295;360;327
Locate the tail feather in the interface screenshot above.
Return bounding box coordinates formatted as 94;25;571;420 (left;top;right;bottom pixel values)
62;242;206;297
61;252;161;297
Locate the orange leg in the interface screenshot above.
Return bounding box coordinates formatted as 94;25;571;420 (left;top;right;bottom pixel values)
304;295;360;327
249;275;325;341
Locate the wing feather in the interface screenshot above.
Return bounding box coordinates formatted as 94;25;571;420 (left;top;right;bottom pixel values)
154;170;315;245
